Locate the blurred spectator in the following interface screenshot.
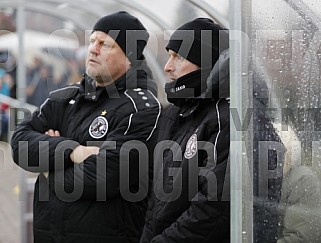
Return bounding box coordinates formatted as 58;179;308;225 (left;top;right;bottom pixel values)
75;46;87;75
58;46;87;85
274;123;321;243
7;54;17;98
2;73;14;98
68;60;82;85
27;56;43;80
0;68;10;96
59;58;82;85
26;64;54;107
0;50;16;98
0;69;12;141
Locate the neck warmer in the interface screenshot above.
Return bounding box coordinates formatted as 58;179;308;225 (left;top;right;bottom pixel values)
165;68;211;107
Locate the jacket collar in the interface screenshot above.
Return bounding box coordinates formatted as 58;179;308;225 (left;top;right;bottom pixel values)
201;49;229;99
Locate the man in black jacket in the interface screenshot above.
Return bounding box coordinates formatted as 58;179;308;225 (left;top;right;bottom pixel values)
11;11;161;243
140;18;230;242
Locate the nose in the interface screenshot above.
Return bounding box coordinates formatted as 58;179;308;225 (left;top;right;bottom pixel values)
89;41;100;55
164;58;174;73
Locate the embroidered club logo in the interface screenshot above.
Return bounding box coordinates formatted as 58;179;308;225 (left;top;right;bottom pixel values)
184;133;198;159
89;116;108;139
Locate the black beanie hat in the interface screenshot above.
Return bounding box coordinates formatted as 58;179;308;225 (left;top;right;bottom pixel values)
92;11;149;64
166;18;228;68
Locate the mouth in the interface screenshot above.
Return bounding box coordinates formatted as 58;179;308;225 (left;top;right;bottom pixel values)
88;59;99;64
166;72;176;81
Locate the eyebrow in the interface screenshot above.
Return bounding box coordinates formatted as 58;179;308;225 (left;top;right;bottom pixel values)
89;37;113;45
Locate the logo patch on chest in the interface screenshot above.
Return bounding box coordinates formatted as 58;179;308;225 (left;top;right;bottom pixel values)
89;116;108;139
184;133;198;159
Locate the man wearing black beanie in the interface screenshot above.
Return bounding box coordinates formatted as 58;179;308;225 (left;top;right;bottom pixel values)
11;11;161;243
141;18;230;243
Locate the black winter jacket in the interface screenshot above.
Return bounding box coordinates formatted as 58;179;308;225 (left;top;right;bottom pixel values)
11;61;161;243
140;51;230;243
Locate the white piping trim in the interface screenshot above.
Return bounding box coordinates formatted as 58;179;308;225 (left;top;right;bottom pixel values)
124;113;134;135
213;99;222;163
49;85;79;95
37;98;49;117
38;86;79;117
146;90;161;141
124;90;138;113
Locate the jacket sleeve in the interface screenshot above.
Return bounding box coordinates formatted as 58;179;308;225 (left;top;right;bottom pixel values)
140;188;157;243
48;92;161;201
149;117;230;243
277;166;321;243
153;196;229;243
11;97;79;173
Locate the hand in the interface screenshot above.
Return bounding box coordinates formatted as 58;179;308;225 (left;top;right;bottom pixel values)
70;145;100;164
45;129;60;137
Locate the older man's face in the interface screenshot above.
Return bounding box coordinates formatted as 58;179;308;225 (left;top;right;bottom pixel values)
86;31;130;86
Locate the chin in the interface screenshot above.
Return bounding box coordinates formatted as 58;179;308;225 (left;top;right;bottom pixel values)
86;69;97;78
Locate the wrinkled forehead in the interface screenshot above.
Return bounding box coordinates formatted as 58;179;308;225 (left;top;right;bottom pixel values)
89;31;116;44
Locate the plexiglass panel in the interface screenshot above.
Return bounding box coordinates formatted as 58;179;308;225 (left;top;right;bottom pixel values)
236;0;321;242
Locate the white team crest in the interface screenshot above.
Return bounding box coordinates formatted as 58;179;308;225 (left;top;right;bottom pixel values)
184;133;198;159
89;116;108;139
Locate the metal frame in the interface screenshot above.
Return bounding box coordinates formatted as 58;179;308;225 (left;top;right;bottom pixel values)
187;0;229;27
230;0;248;241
